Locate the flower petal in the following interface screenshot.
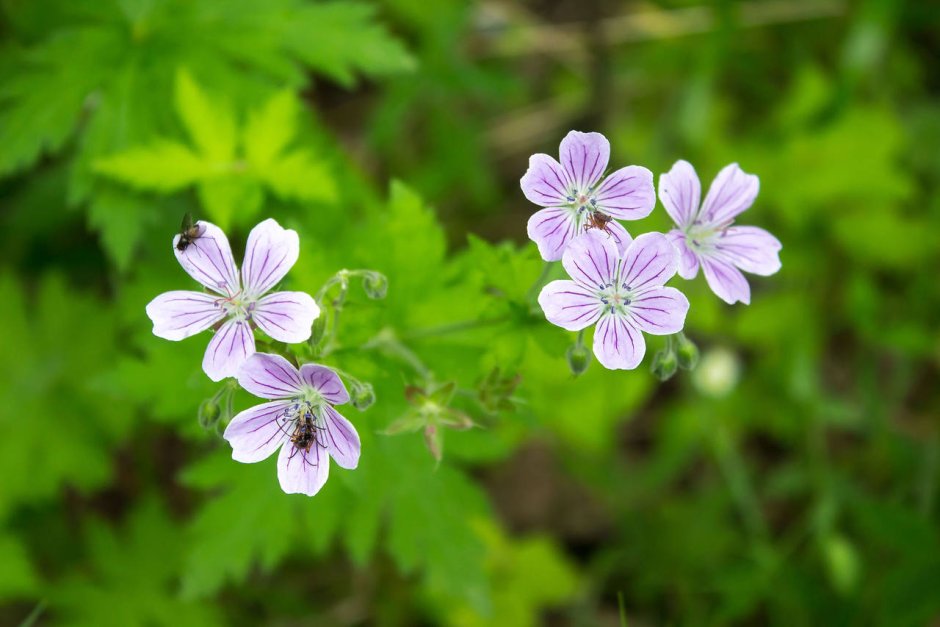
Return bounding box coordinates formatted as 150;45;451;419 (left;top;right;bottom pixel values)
559;131;609;192
593;165;655;220
700;163;759;226
223;400;291;463
299;364;349;405
593;313;645;370
526;207;578;262
237;352;304;399
658;160;701;229
252;291;320;343
145;290;225;341
277;439;329;497
562;230;619;290
603;219;633;256
714;226;782;276
520;154;571;207
321;405;360;470
619;232;678;292
174;221;239;296
241;218;300;298
701;256;751;305
202;319;255;382
538;280;602;331
666;230;700;279
628;287;689;335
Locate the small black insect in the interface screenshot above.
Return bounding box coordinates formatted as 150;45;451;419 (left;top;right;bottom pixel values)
175;212;204;252
290;412;324;452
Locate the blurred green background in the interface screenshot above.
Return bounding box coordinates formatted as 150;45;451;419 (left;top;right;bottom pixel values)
1;0;939;625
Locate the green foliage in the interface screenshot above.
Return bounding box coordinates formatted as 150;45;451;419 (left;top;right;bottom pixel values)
2;1;940;626
95;70;336;229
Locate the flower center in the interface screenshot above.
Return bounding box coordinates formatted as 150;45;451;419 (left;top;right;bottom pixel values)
566;188;598;214
598;282;634;316
215;292;256;322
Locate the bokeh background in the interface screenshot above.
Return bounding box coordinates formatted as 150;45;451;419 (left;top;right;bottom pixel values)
2;0;939;625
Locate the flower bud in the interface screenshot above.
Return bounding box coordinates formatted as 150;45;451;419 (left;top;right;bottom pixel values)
566;342;591;376
651;348;678;381
198;398;222;430
675;334;700;370
362;271;388;300
309;312;328;348
424;423;443;463
350;381;376;411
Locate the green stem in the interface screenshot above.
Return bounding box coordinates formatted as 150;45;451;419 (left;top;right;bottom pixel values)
712;423;767;540
525;261;554;302
402;315;510;341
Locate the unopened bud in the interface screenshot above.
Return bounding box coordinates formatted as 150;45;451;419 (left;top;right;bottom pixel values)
651;348;678;381
362;271;388;299
675;334;699;370
198;398;221;429
424;423;443;463
309;313;328;347
350;381;376;411
566;342;591;376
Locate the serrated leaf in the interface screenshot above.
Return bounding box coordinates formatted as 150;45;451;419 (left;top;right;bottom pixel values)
174;69;237;162
260;149;336;203
197;176;263;229
243;89;298;170
284;3;416;86
93;141;209;192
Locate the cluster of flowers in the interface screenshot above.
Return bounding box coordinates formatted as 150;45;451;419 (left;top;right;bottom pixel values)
146;219;360;496
522;131;782;370
144;129;781;498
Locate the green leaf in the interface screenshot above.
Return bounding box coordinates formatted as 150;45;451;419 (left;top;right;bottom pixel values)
93;141;209;192
284;3;416;86
52;498;222;627
0;534;38;601
259;149;336;203
174;69;237;162
196;176;264;229
243;89;298;170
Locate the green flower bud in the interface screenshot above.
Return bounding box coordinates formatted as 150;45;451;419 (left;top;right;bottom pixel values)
198;398;222;430
309;312;329;348
362;271;388;299
675;334;700;370
651;348;678;381
350;381;376;411
566;342;591;376
424;423;443;463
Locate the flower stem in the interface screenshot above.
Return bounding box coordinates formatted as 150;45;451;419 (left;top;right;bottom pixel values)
402;316;510;341
525;261;554;303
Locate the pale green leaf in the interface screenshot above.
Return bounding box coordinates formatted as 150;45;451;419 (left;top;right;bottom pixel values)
93;141;209;192
259;150;336;203
174;69;237;162
243;89;298;170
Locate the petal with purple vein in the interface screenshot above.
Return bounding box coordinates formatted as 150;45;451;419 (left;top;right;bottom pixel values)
146;290;226;341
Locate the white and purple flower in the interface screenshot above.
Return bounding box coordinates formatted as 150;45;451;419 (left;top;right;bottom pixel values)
538;230;690;370
223;353;360;496
521;131;655;261
659;161;782;305
146;218;319;381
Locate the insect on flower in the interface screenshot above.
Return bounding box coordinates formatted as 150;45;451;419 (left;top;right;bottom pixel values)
521;130;656;261
146;218;320;381
223;353;360;497
175;212;204;252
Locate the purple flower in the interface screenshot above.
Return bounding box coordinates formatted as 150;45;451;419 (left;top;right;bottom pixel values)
146;218;319;381
223;353;360;496
521;130;655;261
538;230;690;370
659;161;781;305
